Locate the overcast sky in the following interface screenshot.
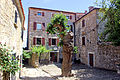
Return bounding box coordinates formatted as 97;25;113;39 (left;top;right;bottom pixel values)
21;0;98;47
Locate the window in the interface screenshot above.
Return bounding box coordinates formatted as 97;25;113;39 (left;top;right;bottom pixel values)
21;28;24;41
82;37;85;45
52;38;56;45
66;16;70;19
82;20;85;27
15;11;17;23
66;25;70;32
37;38;41;45
37;12;42;16
37;23;42;30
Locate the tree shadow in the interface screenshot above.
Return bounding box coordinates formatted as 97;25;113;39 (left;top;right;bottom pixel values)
73;64;120;80
23;76;55;80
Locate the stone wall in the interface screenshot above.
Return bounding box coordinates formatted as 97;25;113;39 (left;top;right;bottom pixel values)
95;44;120;70
0;0;24;80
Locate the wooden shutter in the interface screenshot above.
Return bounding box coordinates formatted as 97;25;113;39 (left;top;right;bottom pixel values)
33;22;37;30
42;38;45;46
42;23;45;31
42;12;44;16
70;15;72;20
49;38;51;46
57;38;59;45
82;20;85;27
33;37;36;45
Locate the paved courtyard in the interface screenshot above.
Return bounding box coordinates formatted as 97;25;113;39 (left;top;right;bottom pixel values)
21;63;120;80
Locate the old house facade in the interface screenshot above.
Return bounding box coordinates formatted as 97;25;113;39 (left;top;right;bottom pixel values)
75;7;120;70
0;0;25;79
27;7;84;63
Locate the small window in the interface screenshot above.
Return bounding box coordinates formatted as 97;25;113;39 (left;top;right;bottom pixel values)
37;23;42;30
37;38;41;45
37;12;42;16
52;38;56;45
15;11;17;23
21;28;24;41
82;19;85;27
82;37;85;45
66;16;70;19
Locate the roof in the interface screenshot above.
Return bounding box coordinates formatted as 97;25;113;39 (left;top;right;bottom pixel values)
19;0;25;30
74;8;100;23
29;7;84;15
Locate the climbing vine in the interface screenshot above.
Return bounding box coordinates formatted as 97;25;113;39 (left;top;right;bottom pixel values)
0;43;20;75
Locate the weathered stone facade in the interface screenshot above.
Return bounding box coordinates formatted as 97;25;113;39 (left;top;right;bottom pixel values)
28;7;84;63
75;7;120;71
96;44;120;70
0;0;25;79
75;8;99;65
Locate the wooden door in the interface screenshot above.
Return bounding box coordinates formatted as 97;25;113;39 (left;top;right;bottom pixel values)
89;54;94;66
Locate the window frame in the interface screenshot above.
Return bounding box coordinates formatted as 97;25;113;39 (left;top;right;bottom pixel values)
51;38;57;46
82;37;85;45
36;37;42;45
82;19;85;27
15;11;17;24
36;23;42;30
37;12;42;16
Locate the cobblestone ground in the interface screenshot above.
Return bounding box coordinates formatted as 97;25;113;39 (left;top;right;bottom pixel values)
21;63;120;80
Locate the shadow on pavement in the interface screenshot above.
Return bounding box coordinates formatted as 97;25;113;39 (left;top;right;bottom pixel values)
23;76;55;80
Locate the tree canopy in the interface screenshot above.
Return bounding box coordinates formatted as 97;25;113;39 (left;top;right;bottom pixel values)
98;0;120;46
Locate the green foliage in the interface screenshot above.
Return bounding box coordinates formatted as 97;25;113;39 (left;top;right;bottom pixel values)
47;14;69;46
74;46;78;53
23;45;51;59
97;0;120;46
23;50;31;59
0;43;20;75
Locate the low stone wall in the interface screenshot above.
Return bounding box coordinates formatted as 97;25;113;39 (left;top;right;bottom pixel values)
95;45;120;70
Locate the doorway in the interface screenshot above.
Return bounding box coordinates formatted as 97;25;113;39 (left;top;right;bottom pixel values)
88;52;94;67
50;52;57;62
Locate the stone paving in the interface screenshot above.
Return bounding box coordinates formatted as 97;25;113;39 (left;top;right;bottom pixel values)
21;63;120;80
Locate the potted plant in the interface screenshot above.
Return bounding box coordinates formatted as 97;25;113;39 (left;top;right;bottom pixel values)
0;43;20;80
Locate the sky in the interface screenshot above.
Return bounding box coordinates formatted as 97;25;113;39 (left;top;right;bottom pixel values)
21;0;98;47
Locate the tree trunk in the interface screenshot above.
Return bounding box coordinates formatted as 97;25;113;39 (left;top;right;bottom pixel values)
3;71;10;80
31;53;39;68
61;32;73;77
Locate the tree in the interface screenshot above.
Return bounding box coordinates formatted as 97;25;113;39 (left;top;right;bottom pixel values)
47;14;73;77
97;0;120;46
23;45;51;67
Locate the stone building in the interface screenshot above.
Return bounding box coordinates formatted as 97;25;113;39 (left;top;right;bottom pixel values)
27;7;84;63
75;6;120;70
0;0;25;79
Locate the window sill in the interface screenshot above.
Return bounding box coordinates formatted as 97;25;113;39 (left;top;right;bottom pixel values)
14;23;18;28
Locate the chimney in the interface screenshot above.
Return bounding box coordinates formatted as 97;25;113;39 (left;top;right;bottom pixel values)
84;10;87;14
88;6;94;11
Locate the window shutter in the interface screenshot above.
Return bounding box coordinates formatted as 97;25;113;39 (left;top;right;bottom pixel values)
70;15;72;20
42;38;45;46
52;14;54;17
42;12;44;16
49;38;51;46
42;23;45;31
57;38;59;46
33;37;36;45
33;22;37;30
